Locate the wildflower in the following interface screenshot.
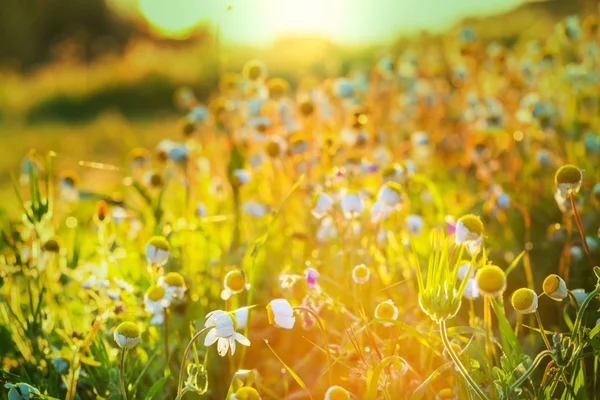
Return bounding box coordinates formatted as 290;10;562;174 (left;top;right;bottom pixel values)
158;272;187;301
377;182;404;207
143;170;164;189
462;279;480;300
204;310;250;356
543;274;568;301
128;147;150;169
511;288;538;314
233;169;251;186
233;307;250;331
221;270;250;300
267;299;295;329
196;202;207;217
4;383;41;400
242;201;268;218
231;386;262;400
382;164;404;182
457;262;474;281
495;191;511;209
311;192;334;219
114;322;141;349
476;265;507;297
406;214;424;236
316;217;338;242
144;285;170;324
340;192;364;219
324;385;350;400
455;214;484;254
243;59;267;81
268;77;289;100
555;165;582;199
167;143;189;163
570;246;583;261
304;268;319;288
146;236;170;266
59;170;79;201
375;299;399;322
352;264;371;284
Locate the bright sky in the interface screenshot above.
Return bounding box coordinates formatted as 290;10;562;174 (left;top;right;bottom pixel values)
125;0;528;43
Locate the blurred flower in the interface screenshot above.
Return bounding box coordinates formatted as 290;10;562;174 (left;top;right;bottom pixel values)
436;388;458;400
304;268;319;288
233;307;250;331
233;169;251;186
341;192;364;219
455;214;484;254
222;270;250;300
324;386;350;400
377;182;404;207
571;289;587;306
231;386;261;400
352;264;371;284
114;322;141;349
204;310;250;356
406;214;424;236
196;202;208;217
375;299;398;323
555;165;582;199
457;262;474;281
311;192;334;219
511;288;538;314
146;236;170;266
144;285;170;324
243;201;268;218
158;272;187;301
167;143;189;163
462;279;480;300
267;299;295;329
316;217;338;242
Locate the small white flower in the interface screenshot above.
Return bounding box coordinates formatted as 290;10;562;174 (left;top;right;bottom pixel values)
243;201;268;218
571;289;587;307
144;285;170;316
316;217;338;242
114;278;134;293
311;192;334;219
457;262;474;281
233;307;250;331
82;275;97;289
352;264;371;284
158;273;187;301
146;236;170;266
370;200;392;223
455;215;483;254
406;214;424;236
377;182;404;207
233;169;251;185
204;310;251;356
375;299;399;324
324;385;350;400
196;202;208;217
267;299;296;329
495;192;511;209
106;289;120;301
462;278;480;300
114;322;141;349
341;192;364;219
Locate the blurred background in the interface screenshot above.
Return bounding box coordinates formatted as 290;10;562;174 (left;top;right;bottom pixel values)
0;0;596;203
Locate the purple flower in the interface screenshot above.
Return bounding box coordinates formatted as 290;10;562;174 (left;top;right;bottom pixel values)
304;268;319;288
445;215;456;235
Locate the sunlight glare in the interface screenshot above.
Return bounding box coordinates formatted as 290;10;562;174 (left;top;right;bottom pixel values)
138;0;205;39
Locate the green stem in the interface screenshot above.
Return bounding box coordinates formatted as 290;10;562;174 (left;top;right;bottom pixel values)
509;350;553;390
177;326;210;400
164;308;170;369
535;311;552;351
571;286;600;338
294;306;334;387
365;355;405;400
119;349;128;400
570;192;595;267
439;320;489;400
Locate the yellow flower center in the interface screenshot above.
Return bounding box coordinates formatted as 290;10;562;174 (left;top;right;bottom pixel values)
225;270;247;292
234;387;261;400
459;214;484;235
511;288;536;311
437;388;455;399
116;322;140;339
543;274;560;295
328;387;349;400
163;272;185;287
555;165;582;185
354;265;369;279
268;78;289;99
265;141;281;158
43;238;60;253
299;101;315;117
147;236;169;251
377;302;396;319
146;285;166;301
476;265;506;296
382;166;397;178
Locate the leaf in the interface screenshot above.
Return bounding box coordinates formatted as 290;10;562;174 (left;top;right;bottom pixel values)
491;298;522;358
505;251;526;277
589;322;600;339
80;357;101;367
144;374;170;400
411;362;453;399
263;339;312;400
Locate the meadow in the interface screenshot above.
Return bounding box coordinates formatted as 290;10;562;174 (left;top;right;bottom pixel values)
2;11;600;400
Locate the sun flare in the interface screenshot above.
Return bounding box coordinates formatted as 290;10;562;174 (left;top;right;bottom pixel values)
138;0;205;39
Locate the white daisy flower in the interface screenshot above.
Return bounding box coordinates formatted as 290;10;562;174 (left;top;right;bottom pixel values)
341;192;364;219
233;307;250;331
114;322;141;349
267;299;296;329
311;192;334;219
543;274;568;301
324;385;350;400
406;214;424;236
455;214;484;254
146;236;170;266
375;299;399;323
233;169;251;185
352;264;371;284
203;310;250;356
144;285;171;316
158;272;187;301
462;279;480;300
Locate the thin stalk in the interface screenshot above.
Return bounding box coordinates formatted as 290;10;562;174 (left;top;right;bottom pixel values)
569;192;595;267
119;349;128;400
365;355;405;400
164;308;170;369
512;201;534;289
535;311;552;351
439;321;489;400
177;326;211;400
572;286;600;337
294;306;334;387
